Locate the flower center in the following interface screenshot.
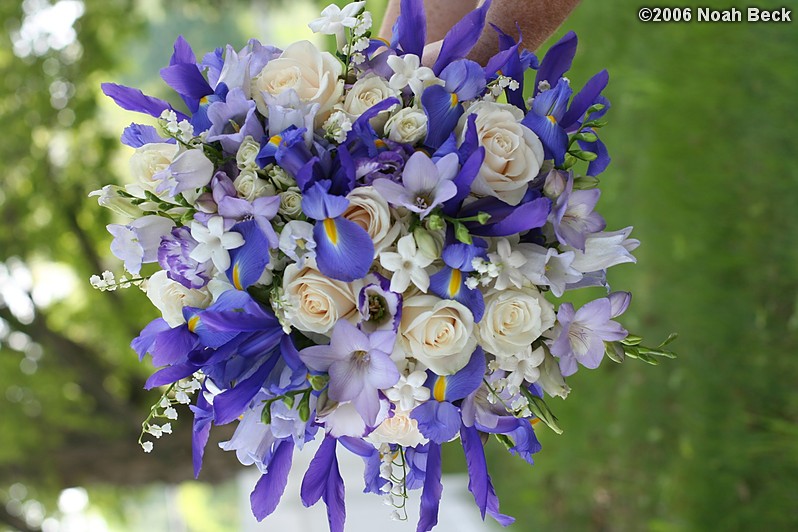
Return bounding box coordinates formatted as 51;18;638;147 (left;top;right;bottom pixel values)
352;350;371;366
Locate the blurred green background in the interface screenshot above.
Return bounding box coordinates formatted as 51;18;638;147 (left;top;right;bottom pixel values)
1;0;796;530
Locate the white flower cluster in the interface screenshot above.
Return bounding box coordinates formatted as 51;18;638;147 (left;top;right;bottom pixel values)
139;378;201;453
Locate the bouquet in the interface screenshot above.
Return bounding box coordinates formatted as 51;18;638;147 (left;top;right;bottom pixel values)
91;0;675;529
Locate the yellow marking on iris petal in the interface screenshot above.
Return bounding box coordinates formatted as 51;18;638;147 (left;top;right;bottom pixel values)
450;93;459;108
188;315;200;333
323;218;338;246
232;263;243;290
375;37;391;47
200;95;210;105
546;115;557;124
269;134;282;146
530;418;541;426
433;377;447;402
375;139;387;149
448;268;462;297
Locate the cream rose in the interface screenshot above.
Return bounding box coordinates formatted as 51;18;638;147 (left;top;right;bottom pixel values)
234;169;276;201
282;261;360;335
343;186;400;255
251;40;344;126
342;74;400;130
396;295;476;375
385;106;428;144
129;142;179;195
235;136;261;170
146;270;212;328
477;287;555;355
458;101;544;206
366;411;428;447
279;187;303;218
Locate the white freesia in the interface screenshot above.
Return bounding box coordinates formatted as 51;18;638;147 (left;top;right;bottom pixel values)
379;234;433;293
565;227;640;273
396;295;476;375
189;216;245;272
366;411;428;447
128;142;179;196
385;106;428;144
343;186;401;255
146;271;212;328
477;286;555;356
518;243;582;297
252;40;344;126
493;345;546;391
308;2;366;50
282;261;361;335
234;169;275;201
488;238;528;291
384;370;430;411
387;54;441;97
457;101;544;205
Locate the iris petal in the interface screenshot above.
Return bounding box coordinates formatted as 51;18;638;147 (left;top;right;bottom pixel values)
422;85;464;150
313;217;375;282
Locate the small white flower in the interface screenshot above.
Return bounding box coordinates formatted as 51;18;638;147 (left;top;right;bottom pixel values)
379;234;434;293
488;238;528;291
384;370;430;411
323;110;353;143
308;2;366;49
387;54;440;97
495;345;547;389
189;216;245;272
147;424;163;438
175;391;191;404
164;407;178;420
141;441;154;453
161;423;173;435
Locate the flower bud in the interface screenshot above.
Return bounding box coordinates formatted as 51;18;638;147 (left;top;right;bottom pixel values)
89;185;142;218
543;169;568;198
413;227;441;261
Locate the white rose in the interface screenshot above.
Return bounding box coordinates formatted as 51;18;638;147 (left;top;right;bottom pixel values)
366;411;428;447
385;107;428;144
234;169;276;201
397;295;476;375
128;142;179;196
457;101;545;206
146;270;212;328
282;261;361;335
252;40;344;126
342;74;400;130
279;187;303;218
343;186;400;255
235;136;261;170
477;287;555;355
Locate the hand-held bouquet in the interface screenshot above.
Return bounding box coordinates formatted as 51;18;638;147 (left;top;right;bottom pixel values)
92;0;675;529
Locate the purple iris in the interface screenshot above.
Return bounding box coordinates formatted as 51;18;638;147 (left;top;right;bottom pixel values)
206;88;264;154
299;319;399;426
158;226;212;289
301;181;374;282
549;291;631;376
372;152;459;219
